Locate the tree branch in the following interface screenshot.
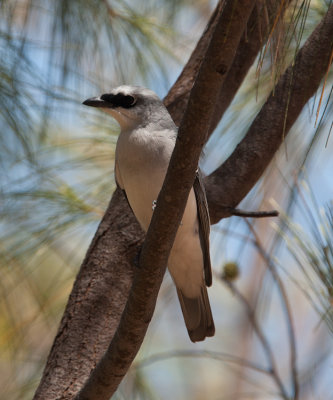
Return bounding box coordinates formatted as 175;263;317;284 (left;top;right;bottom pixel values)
164;0;224;125
76;1;256;398
165;0;291;134
227;208;279;218
206;4;333;224
33;189;144;399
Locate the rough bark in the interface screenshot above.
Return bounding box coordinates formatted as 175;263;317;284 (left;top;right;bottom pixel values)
206;3;333;223
33;2;333;399
165;0;291;133
33;190;144;399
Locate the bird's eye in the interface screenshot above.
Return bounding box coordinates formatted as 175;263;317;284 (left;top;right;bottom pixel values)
101;93;136;108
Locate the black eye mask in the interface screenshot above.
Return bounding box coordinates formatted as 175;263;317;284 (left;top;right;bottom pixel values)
101;93;136;108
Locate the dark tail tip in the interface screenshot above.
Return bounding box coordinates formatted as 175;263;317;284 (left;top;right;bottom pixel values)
177;286;215;342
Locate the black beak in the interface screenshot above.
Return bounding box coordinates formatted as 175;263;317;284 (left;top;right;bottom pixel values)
82;97;110;108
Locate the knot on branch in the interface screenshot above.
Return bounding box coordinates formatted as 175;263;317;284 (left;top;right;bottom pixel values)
216;63;228;76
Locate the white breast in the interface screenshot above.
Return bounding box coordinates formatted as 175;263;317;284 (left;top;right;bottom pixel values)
116;127;175;230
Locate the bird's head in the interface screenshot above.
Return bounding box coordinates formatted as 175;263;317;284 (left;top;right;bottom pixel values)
83;85;171;131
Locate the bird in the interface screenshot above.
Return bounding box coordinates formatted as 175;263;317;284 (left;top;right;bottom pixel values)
83;85;215;342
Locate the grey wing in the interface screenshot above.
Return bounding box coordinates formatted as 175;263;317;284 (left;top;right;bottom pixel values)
115;160;133;213
115;160;124;189
193;169;212;287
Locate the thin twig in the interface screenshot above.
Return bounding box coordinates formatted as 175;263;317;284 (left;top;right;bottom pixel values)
223;280;290;400
135;349;271;376
315;47;333;126
227;208;279;218
246;220;299;400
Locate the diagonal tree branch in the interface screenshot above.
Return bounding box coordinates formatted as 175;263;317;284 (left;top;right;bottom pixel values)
206;3;333;223
165;0;291;133
163;0;224;124
76;1;256;398
33;189;144;400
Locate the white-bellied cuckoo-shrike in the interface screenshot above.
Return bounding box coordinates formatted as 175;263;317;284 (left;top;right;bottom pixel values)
83;85;215;342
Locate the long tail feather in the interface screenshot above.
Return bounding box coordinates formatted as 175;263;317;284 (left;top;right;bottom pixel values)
177;286;215;342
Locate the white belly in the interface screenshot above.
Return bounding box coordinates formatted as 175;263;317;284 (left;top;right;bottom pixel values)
116;129;204;297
